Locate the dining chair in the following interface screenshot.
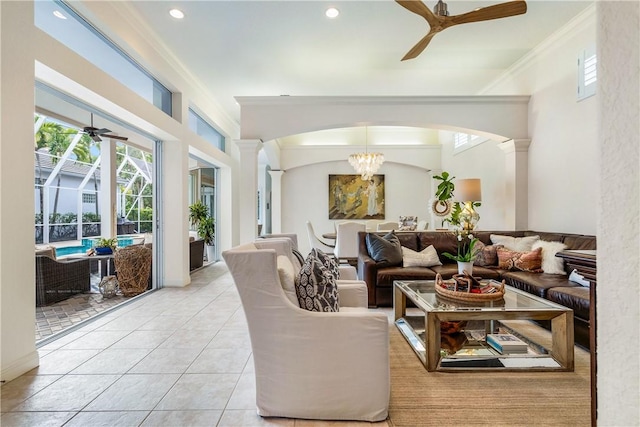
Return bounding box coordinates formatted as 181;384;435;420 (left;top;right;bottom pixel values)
334;221;366;264
417;220;429;230
376;221;398;231
306;221;335;253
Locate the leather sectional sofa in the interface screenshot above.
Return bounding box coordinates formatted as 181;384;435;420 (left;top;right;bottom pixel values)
357;230;596;349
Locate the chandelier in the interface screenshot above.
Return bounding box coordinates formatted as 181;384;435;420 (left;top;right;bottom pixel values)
348;127;384;181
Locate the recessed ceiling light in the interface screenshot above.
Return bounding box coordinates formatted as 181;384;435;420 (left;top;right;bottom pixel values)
325;7;339;19
53;10;67;20
169;8;185;19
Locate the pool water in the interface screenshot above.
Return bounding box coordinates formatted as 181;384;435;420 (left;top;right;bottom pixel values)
55;237;136;257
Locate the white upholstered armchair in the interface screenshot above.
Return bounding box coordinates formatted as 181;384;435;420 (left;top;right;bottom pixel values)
222;239;390;422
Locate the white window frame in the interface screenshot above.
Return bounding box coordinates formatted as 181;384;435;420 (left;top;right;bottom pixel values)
577;46;597;101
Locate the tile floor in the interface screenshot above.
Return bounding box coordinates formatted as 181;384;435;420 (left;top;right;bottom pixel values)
2;262;389;427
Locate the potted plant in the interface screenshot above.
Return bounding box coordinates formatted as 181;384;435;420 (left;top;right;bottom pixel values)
198;216;215;262
189;201;208;230
95;237;117;255
442;231;480;275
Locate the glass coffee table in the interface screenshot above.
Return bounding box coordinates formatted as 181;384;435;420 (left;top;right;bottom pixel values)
394;280;574;372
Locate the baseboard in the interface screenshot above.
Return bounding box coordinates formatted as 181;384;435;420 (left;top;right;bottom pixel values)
1;350;39;384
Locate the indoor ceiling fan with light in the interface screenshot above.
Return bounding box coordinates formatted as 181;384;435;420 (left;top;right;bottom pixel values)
396;0;527;60
81;113;128;142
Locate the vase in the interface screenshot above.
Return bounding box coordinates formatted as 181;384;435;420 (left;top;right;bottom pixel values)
457;261;473;275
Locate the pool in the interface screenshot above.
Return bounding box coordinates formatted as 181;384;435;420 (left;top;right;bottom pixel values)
55;237;137;257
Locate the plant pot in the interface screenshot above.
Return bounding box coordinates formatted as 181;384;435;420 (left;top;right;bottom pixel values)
206;244;215;263
457;261;473;275
95;247;113;255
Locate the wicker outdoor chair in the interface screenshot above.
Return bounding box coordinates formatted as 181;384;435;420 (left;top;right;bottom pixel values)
35;255;91;306
114;245;152;296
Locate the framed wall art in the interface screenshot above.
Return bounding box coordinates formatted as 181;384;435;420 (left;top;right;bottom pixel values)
328;174;385;220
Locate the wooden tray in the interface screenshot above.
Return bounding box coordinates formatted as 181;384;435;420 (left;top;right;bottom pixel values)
435;273;505;302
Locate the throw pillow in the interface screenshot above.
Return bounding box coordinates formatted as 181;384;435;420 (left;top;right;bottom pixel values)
473;242;498;267
277;255;299;306
312;248;340;280
490;234;540;252
497;247;543;272
295;251;340;312
402;245;442;267
532;240;567;275
366;231;403;265
398;215;418;231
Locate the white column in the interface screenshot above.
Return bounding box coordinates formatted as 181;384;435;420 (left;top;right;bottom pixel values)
100;139;117;239
597;2;639;424
162;140;190;287
235;140;261;244
498;139;530;230
268;170;284;233
0;0;39;382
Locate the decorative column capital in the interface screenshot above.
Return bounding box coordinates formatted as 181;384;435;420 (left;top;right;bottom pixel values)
268;170;284;178
234;139;262;153
498;139;531;154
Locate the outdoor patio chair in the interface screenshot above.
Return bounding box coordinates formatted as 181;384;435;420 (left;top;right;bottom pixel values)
35;255;91;306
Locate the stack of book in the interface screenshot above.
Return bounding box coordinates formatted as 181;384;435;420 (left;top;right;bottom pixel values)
486;333;528;354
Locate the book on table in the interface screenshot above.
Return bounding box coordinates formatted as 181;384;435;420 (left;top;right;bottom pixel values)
486;333;528;354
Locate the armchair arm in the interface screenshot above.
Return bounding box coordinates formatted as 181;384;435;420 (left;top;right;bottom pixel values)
338;264;357;280
358;254;379;307
336;280;368;308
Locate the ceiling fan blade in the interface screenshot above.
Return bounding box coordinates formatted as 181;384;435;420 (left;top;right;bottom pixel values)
395;0;439;26
448;1;527;26
101;134;129;141
96;128;112;134
402;31;437;61
91;134;102;142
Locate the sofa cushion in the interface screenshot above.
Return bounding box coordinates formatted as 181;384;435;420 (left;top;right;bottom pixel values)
376;266;437;287
35;245;56;260
547;286;590;321
296;250;340;312
473;242;498;267
490;234;540;252
277;255;299;306
532;240;567;275
366;231;403;265
402;245;441;268
501;271;576;298
562;235;597;250
418;232;457;256
497;247;543;272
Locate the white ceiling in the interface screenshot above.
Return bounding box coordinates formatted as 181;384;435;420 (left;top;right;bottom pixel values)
124;0;593;127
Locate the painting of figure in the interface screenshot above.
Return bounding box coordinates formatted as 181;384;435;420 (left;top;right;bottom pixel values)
328;174;384;219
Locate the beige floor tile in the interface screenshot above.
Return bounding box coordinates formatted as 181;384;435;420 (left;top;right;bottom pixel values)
60;329;131;350
84;373;180;411
27;349;101;375
140;410;223;426
226;372;257;410
187;348;251;374
70;348;152;374
64;411;149;426
96;315;155;331
207;329;252;350
109;330;174;349
0;411;76;427
154;373;239;410
138;315;193;331
37;330;88;350
157;329;217;350
0;374;62;412
128;348;201;374
218;410;294;426
12;374;120;411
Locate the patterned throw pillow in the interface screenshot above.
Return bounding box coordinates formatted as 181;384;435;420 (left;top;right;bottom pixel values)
401;245;442;267
531;240;567;275
312;248;340;280
473;241;498;267
497;247;543;272
490;234;540;252
366;231;403;265
295;251;340;312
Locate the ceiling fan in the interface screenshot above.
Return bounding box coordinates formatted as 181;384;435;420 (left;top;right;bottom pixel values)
396;0;527;60
82;113;128;142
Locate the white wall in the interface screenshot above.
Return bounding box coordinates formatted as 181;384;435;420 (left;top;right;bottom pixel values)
282;160;432;255
597;2;639;424
482;7;597;234
439;133;508;231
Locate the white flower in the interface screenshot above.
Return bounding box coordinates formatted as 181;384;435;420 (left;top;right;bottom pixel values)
457;234;462;241
468;234;474;240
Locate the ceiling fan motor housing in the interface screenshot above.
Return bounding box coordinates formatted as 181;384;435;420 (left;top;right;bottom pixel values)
434;0;449;16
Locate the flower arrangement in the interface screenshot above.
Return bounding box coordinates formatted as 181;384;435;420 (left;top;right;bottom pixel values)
442;230;480;262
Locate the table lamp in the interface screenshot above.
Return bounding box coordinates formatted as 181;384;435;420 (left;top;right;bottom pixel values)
456;178;482;231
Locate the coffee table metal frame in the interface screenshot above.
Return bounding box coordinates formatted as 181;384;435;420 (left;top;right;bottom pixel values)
394;280;575;372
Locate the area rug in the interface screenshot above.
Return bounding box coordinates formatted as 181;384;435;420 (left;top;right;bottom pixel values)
387;320;591;426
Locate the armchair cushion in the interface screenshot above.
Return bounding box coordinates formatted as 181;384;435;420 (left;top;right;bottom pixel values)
296;250;340;312
277;255;299;306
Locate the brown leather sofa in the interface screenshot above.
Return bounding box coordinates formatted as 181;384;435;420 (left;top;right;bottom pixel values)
357;230;596;348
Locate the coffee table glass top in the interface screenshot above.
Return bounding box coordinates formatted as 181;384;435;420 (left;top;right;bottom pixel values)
395;280;568;312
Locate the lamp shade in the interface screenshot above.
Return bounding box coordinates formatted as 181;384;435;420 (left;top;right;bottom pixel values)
456;179;482;202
